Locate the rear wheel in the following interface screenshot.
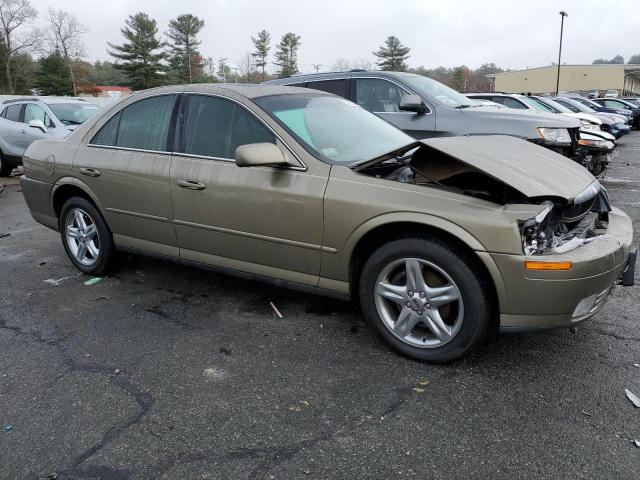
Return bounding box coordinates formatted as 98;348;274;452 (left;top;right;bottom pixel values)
359;237;492;362
59;197;117;276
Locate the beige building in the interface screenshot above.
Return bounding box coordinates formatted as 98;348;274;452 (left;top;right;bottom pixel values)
489;64;640;95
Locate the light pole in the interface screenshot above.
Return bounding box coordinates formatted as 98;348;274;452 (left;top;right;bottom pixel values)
556;11;568;95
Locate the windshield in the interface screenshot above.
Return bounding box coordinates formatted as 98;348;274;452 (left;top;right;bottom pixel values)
567;98;597;113
520;96;555;113
399;74;475;108
535;97;571;113
556;98;593;113
48;102;101;125
254;94;415;164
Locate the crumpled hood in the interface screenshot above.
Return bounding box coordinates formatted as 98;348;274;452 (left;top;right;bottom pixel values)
421;135;595;202
460;106;581;128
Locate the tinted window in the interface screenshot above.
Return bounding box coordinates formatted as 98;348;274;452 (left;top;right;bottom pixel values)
4;104;21;122
306;79;348;98
117;95;176;151
91;111;121;146
355;78;410;113
553;99;579;112
24;103;54;128
183;95;275;159
605;100;624;109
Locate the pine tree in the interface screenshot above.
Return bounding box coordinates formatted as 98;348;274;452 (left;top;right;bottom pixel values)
166;14;205;83
373;36;411;71
107;12;166;90
251;30;271;81
36;49;73;96
274;32;301;78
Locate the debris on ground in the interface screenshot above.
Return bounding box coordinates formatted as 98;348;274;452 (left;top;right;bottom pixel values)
39;261;46;266
44;274;79;286
270;301;283;319
634;440;640;448
413;387;425;393
581;410;592;417
219;347;232;356
95;296;109;301
114;369;120;374
4;424;13;432
625;389;640;408
634;363;639;368
203;366;226;381
418;379;429;386
84;277;102;286
289;400;310;412
0;232;10;239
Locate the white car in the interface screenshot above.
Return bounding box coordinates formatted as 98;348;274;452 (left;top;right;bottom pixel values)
604;90;619;98
0;97;101;176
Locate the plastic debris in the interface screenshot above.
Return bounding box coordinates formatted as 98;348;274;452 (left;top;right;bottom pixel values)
413;387;425;393
3;424;12;432
84;277;102;286
289;400;310;412
114;369;120;374
634;364;640;368
270;302;283;319
625;389;640;408
44;274;78;286
418;379;429;386
635;440;640;448
581;410;592;417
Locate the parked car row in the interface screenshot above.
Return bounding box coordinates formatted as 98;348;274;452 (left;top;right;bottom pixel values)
18;73;637;362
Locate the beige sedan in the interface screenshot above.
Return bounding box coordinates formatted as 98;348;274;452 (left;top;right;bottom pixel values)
20;84;636;362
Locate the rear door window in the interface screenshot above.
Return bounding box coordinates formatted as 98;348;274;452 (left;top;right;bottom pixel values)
306;79;348;98
117;95;176;151
4;104;22;122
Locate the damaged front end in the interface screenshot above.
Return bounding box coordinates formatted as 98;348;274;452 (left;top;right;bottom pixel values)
519;181;611;255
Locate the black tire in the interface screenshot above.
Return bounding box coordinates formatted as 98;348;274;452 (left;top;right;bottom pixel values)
0;153;13;177
359;237;492;363
59;196;118;276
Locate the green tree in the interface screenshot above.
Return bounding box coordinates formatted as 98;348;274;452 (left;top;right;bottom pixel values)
274;32;301;78
107;12;166;90
91;60;128;85
36;49;73;95
166;13;205;83
251;29;270;81
373;36;410;71
451;66;467;92
628;54;640;64
593;55;625;64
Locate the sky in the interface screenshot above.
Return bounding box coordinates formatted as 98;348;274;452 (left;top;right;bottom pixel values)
28;0;640;73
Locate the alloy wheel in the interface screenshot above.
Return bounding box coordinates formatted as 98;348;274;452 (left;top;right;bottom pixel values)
374;257;464;348
65;207;100;266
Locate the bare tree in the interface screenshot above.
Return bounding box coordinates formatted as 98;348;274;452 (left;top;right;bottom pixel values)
0;0;40;93
238;51;259;83
333;57;352;71
47;8;86;95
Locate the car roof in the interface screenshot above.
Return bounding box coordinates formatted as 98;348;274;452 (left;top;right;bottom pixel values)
263;70;424;84
126;83;321;100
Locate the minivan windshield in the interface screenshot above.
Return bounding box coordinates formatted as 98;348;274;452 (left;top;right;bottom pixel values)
399;74;475;108
254;94;415;164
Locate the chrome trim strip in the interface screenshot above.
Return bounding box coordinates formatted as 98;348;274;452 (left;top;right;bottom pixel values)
87;144;173;156
106;207;168;222
173;218;333;252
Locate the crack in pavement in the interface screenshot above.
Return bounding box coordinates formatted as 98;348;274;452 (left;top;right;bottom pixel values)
581;326;640;342
0;315;155;478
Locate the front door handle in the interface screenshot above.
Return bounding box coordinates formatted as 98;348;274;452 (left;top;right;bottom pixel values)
177;179;206;190
79;167;101;177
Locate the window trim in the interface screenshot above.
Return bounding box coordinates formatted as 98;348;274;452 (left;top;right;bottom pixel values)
174;92;307;172
351;76;434;115
87;93;178;154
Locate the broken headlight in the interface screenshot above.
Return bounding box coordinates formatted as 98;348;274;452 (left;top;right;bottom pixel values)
536;127;572;146
520;202;554;255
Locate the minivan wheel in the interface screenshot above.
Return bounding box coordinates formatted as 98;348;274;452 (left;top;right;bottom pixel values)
359;237;491;363
59;197;117;276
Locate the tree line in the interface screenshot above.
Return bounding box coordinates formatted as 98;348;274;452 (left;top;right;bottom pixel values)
3;1;636;96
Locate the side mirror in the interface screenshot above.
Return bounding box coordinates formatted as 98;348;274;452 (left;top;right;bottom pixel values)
28;119;47;134
399;94;427;114
235;143;289;168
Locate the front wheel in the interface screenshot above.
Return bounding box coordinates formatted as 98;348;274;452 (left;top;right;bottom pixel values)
59;197;117;276
359;237;492;363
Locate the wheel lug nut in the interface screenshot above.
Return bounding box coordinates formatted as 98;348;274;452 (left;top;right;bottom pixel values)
405;302;411;307
426;304;431;309
408;290;414;297
420;292;426;299
417;310;423;316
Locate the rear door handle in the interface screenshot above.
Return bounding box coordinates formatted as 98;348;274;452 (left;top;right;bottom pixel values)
79;167;101;177
177;179;206;190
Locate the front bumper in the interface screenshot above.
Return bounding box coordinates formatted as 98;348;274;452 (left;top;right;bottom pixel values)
492;207;635;332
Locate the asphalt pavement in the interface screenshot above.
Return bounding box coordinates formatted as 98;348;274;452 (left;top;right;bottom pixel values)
1;133;640;480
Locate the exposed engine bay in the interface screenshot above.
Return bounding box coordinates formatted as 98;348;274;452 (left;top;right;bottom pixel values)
356;143;612;255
